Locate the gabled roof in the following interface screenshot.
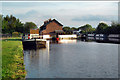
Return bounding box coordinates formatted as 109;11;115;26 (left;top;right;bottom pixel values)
40;19;63;28
52;19;63;26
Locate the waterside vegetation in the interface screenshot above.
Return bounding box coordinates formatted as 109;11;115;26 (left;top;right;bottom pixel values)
2;37;26;79
63;22;120;34
1;15;120;36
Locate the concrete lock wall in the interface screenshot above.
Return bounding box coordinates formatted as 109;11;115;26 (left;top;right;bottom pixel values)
43;35;50;39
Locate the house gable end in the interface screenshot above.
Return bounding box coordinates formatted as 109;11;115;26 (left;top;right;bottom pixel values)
40;19;63;34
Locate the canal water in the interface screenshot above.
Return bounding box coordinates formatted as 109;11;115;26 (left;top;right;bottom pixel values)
24;40;118;78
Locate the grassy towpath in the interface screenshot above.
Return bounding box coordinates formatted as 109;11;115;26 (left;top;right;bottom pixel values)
2;37;26;79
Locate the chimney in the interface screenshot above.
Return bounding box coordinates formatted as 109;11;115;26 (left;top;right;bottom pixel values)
44;20;48;24
49;18;51;22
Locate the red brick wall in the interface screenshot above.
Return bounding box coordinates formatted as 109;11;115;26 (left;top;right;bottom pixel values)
42;21;62;34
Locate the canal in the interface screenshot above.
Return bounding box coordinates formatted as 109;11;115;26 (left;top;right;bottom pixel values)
23;40;119;78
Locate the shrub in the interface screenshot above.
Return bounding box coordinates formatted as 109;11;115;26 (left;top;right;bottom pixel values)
12;32;19;37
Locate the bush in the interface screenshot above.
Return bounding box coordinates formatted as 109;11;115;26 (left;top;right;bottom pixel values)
12;32;19;37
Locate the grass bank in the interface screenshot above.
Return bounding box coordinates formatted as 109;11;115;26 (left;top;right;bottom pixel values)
2;37;26;79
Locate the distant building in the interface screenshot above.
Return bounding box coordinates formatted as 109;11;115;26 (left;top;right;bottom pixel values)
30;29;39;39
30;29;39;34
73;29;81;36
40;19;63;36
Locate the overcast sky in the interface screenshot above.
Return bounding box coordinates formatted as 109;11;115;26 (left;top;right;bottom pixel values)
1;1;118;28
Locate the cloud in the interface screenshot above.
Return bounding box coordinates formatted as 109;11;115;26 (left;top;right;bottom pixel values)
26;10;38;15
72;15;118;22
2;2;118;28
42;15;53;19
14;10;38;18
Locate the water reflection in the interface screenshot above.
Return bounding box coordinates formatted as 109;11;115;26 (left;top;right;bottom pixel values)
109;38;120;42
24;40;118;78
49;39;77;44
86;37;120;44
58;39;77;44
87;37;94;40
24;41;50;78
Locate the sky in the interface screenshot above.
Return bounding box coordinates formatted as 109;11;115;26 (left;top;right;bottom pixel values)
0;1;118;28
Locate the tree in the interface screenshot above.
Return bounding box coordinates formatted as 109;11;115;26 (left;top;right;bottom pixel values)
110;23;120;34
2;15;17;34
71;27;78;31
2;15;24;34
15;19;24;33
2;19;9;34
96;22;108;34
90;28;96;33
62;26;73;34
0;14;2;33
2;15;37;34
63;26;70;31
24;22;37;33
0;14;2;26
79;24;93;33
111;21;118;27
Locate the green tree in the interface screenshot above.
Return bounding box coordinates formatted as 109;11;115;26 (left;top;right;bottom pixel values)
0;14;2;33
2;15;38;34
110;22;120;34
2;15;36;34
62;26;73;34
79;24;93;33
15;19;24;33
90;28;96;33
111;21;118;27
96;22;108;34
2;15;17;34
63;26;71;32
2;19;9;34
24;22;37;33
71;27;78;31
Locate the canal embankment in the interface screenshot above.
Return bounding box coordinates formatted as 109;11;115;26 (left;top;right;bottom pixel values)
2;37;26;79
